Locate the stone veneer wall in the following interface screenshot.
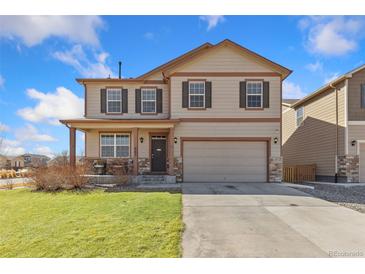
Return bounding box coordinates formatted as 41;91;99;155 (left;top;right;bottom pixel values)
173;157;183;182
269;156;282;182
337;155;359;183
138;157;150;174
84;158;134;175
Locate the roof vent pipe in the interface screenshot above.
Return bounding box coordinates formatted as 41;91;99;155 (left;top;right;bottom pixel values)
118;61;122;79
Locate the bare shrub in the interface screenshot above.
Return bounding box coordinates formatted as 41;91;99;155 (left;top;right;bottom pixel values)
30;164;90;191
4;180;14;190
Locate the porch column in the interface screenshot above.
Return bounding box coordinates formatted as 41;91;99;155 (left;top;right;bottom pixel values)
69;127;76;167
132;128;138;176
168;127;175;175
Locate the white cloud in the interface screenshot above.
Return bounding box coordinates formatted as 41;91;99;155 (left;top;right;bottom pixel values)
0;74;4;88
0;122;9;132
144;32;155;40
305;61;323;72
33;146;55;158
17;87;84;125
299;16;365;56
0;138;25;156
200;16;225;31
15;124;56;142
324;72;340;84
283;81;307;99
0;16;104;47
52;44;113;78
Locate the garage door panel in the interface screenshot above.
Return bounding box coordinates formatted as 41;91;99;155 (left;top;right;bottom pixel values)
183;141;267;182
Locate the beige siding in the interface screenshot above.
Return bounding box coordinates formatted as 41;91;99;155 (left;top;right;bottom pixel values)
348;125;365;155
85;128;169;158
170;76;281;119
168;45;272;73
282;83;346;176
348;68;365;121
174;122;280;157
183;141;267;182
86;83;168;119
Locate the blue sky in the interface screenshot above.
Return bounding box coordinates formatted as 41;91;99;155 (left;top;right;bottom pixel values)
0;15;364;157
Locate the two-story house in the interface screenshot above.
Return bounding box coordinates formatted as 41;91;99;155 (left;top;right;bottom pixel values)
282;64;365;183
61;39;291;183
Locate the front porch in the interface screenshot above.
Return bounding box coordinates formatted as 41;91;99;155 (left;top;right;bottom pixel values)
60;119;182;182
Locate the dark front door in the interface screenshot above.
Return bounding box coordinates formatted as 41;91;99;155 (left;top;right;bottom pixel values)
151;138;167;172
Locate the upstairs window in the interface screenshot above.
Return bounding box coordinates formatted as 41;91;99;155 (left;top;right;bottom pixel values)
141;88;157;113
107;88;122;113
296;107;304;127
246;81;263;108
100;134;130;158
189;81;205;108
361;84;365;109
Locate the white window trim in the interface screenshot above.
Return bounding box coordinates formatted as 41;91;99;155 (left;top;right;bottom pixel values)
188;81;205;108
296;107;304;127
246;81;263;109
141;88;157;113
100;133;130;158
106;88;122;113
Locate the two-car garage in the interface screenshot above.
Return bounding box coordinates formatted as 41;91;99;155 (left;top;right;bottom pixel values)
182;139;269;183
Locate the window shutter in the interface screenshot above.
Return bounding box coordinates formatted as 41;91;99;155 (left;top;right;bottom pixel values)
100;89;106;113
239;81;246;108
182;81;189;108
263;81;270;108
122;89;128;113
135;89;141;113
205;81;212;108
157;89;163;113
361;84;365;109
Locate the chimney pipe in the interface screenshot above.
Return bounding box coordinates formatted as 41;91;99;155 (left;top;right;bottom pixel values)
118;61;122;79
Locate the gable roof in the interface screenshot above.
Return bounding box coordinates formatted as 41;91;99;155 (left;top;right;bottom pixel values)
282;99;300;106
137;39;292;80
76;39;292;84
290;63;365;109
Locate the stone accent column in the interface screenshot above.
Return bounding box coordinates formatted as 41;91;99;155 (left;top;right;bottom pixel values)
69;127;76;167
337;155;359;183
174;157;183;182
269;156;282;182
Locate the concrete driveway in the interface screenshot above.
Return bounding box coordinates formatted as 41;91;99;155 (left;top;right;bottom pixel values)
182;182;365;258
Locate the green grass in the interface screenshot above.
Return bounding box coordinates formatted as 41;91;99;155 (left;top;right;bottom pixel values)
0;189;182;258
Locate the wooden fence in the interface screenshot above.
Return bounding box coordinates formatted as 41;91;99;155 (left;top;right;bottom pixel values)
283;164;316;183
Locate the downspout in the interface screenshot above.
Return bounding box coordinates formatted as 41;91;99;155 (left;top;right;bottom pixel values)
330;83;339;183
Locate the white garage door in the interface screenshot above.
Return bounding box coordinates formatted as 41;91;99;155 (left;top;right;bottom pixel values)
360;143;365;183
183;141;267;182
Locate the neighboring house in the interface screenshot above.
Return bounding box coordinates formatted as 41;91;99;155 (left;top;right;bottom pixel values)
7;156;25;170
48;155;84;166
0;155;8;169
282;64;365;183
61;39;291;182
0;155;24;170
22;153;50;168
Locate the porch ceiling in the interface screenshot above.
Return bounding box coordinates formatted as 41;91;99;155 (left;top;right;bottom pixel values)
60;118;180;130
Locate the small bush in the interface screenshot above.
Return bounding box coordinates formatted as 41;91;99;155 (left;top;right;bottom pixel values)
4;180;14;190
30;164;90;192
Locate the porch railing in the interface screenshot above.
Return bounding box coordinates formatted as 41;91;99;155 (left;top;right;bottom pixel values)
283;164;316;183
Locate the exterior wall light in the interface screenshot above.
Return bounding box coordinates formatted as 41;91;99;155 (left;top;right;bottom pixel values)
351;140;356;146
140;137;144;143
174;137;178;144
273;137;278;144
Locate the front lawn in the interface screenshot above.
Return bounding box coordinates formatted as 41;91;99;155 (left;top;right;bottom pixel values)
0;189;182;257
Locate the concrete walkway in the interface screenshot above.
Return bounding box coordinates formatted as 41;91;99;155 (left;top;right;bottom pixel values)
182;182;365;258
